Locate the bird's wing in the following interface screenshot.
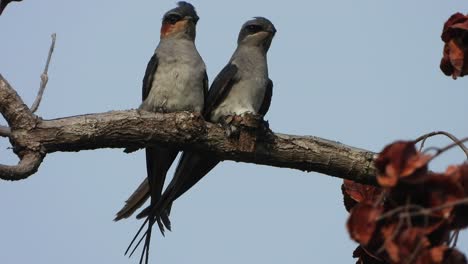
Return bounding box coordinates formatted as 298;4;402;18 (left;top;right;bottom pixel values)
161;63;239;210
258;79;273;117
141;52;179;225
203;71;209;100
142;53;158;101
116;53;180;222
202;63;238;118
136;64;238;227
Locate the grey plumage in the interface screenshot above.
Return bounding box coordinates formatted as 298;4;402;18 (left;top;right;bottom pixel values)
117;2;206;264
124;17;276;263
166;2;199;23
210;37;270;121
142;17;277;231
141;38;206;113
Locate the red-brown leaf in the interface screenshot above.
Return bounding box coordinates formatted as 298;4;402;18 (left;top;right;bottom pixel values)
347;203;383;245
446;164;468;229
440;13;468;79
415;246;448;264
443;248;468;264
343;180;382;205
381;223;400;262
442;13;468;42
352;246;386;264
381;226;431;263
375;141;429;187
425;173;465;218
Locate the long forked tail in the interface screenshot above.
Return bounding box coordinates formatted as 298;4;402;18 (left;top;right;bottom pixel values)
125;213;165;264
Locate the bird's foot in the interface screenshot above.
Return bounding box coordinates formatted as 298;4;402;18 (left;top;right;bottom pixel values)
220;115;240;138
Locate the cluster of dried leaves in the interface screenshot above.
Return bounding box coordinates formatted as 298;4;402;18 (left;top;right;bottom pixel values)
440;13;468;79
343;141;468;264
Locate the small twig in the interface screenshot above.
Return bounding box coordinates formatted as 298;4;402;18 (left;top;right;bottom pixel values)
423;137;468;162
408;197;468;217
404;237;426;264
404;197;413;228
414;131;468;159
448;230;459;248
376;216;404;254
380;197;468;221
30;33;56;113
377;204;425;221
0;125;10;137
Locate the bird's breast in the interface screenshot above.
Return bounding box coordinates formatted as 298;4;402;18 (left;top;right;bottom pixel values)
210;76;267;122
141;49;205;113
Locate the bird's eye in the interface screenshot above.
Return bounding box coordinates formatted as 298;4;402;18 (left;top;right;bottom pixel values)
246;24;262;33
165;14;181;24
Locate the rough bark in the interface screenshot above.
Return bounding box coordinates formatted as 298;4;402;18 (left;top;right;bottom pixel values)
0;74;377;184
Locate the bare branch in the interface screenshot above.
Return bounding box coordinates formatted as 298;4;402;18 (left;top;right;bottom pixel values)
0;151;44;181
0;74;36;130
424;137;468;162
31;33;56;113
3;110;377;183
415;131;468;159
2;70;377;183
0;125;10;137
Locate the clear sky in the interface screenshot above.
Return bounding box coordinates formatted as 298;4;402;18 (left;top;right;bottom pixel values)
1;1;467;263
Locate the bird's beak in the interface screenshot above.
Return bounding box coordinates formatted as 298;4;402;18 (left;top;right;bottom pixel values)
267;25;277;35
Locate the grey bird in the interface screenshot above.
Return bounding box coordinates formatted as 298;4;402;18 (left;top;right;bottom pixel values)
127;17;276;254
116;2;207;263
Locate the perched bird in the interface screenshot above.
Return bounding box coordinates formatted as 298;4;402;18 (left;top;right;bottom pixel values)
116;2;207;263
128;18;277;252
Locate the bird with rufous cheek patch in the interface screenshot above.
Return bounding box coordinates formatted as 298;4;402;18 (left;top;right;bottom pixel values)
161;19;189;38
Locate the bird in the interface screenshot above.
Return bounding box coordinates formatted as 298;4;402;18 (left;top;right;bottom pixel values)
126;17;276;256
115;2;207;263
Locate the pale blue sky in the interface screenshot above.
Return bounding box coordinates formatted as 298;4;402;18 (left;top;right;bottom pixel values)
1;1;467;263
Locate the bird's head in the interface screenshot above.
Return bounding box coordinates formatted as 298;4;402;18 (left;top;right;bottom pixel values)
160;2;199;40
237;17;276;52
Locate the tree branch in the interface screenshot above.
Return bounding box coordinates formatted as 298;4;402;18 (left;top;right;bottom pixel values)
30;33;56;113
0;125;11;137
0;151;43;180
7;110;377;183
0;74;36;130
0;74;377;183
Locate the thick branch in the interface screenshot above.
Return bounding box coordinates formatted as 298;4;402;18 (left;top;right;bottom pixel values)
0;151;43;180
0;74;36;130
0;125;10;137
7;110;377;184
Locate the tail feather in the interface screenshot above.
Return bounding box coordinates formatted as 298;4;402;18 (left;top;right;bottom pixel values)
115;178;150;221
125;217;149;256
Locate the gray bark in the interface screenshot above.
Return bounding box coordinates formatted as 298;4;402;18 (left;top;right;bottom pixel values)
0;74;377;184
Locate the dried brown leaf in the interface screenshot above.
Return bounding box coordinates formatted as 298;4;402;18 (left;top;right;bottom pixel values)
375;141;429;187
442;13;468;42
446;164;468;229
382;226;431;263
416;246;448;264
352;246;386;264
440;13;468;79
443;248;468;264
347;203;383;245
343;180;382;204
425;173;465;218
